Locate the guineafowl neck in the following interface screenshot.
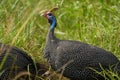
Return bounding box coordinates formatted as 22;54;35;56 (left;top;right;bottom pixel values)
47;18;57;41
47;29;56;40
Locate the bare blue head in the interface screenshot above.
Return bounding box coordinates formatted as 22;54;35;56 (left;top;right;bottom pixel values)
43;12;57;30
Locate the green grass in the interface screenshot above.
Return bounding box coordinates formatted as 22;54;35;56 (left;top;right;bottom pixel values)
0;0;120;79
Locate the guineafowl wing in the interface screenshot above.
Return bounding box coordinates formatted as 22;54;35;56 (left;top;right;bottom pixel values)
53;40;119;79
55;40;119;67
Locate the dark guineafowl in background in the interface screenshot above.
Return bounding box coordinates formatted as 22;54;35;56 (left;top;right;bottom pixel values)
0;43;48;80
42;8;120;80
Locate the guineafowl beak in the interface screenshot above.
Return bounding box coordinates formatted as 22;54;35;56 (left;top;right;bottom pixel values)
41;13;49;19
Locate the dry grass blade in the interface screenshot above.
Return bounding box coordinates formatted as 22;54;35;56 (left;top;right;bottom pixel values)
0;44;13;70
10;0;42;46
45;60;74;80
12;71;30;80
40;6;58;16
49;7;59;12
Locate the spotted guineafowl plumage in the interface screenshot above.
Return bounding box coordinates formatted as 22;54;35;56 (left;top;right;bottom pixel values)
42;11;120;80
0;43;47;80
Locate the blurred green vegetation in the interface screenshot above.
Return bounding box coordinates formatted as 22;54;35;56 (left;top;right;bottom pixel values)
0;0;120;79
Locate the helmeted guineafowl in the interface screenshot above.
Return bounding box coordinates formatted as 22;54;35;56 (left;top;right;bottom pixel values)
42;8;120;80
0;43;48;80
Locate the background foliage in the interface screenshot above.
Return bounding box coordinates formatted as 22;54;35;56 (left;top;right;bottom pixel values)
0;0;120;79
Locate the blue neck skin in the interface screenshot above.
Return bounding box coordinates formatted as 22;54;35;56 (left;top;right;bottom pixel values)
48;16;57;40
50;17;56;30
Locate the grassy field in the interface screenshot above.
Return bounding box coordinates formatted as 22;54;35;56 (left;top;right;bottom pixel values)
0;0;120;79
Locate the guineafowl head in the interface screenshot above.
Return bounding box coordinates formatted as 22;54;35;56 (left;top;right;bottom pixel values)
42;7;58;30
43;12;57;30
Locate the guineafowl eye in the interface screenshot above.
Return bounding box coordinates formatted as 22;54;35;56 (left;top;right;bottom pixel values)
47;12;52;16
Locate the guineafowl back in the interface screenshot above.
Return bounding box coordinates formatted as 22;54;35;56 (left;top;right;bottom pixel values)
0;43;48;79
0;43;34;68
